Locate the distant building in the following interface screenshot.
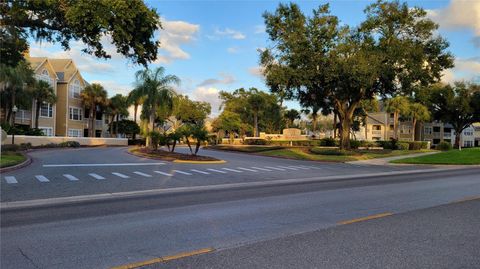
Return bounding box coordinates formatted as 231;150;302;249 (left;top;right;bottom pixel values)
1;51;109;137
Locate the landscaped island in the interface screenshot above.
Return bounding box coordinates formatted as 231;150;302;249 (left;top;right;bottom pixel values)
130;147;224;163
0;151;27;168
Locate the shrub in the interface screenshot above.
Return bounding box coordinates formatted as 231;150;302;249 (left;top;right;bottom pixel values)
376;140;392;149
244;138;267;145
1;144;20;152
409;141;428;150
19;143;32;150
397;142;410;150
148;131;162;150
436;141;452;151
128;139;145;146
320;137;337;147
350;140;361;149
59;141;81;148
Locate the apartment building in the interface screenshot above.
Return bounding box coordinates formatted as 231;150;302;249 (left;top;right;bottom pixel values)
6;53;108;137
355;112;477;147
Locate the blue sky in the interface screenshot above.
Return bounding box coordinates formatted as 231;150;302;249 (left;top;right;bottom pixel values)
30;0;480;114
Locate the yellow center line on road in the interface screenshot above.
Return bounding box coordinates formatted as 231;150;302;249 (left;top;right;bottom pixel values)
453;196;480;203
338;212;393;225
110;248;214;269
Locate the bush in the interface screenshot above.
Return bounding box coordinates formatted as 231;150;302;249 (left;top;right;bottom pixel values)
397;142;410;150
436;141;452;151
350;140;361;149
320;137;337;147
244;138;267;145
409;141;428;150
128;139;145;146
148;131;162;150
59;141;81;148
1;144;20;152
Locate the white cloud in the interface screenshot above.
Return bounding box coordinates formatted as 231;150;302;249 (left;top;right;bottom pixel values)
428;0;480;47
227;47;239;54
254;25;266;34
155;19;200;64
214;27;246;40
442;57;480;83
90;80;132;96
248;66;264;78
197;73;235;87
193;87;222;114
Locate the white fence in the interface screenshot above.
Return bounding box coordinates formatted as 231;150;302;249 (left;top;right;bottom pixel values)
2;135;128;146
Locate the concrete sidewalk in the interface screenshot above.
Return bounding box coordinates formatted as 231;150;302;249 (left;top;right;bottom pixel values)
347;152;439;166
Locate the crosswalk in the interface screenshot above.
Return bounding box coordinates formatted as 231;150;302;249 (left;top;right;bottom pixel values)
3;165;316;184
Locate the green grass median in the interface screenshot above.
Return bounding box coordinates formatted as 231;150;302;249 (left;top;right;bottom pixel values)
391;147;480;165
0;152;27;168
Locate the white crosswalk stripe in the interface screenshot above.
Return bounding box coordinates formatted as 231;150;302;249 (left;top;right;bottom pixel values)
154;171;173;176
35;175;50;182
251;167;272;171
277;166;298;170
133;171;152;177
190;169;210;175
222;168;243;173
173;170;192;175
4;176;17;184
264;166;286;171
237;167;258;172
302;165;322;170
63;174;79;181
290;166;310;170
207;169;227;174
112;172;129;178
89;173;105;180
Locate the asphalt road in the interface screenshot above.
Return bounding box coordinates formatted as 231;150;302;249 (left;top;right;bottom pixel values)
1;166;480;269
1;146;428;202
154;199;480;269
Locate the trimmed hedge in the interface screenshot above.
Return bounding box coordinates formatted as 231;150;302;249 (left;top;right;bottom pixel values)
397;142;410;150
244;138;267;145
309;148;354;156
409;141;428;150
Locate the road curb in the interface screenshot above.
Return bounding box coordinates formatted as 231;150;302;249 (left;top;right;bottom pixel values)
127;147;226;164
0;166;468;210
0;152;32;173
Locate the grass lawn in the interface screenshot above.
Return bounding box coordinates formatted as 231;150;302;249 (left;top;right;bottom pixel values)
211;145;432;162
0;151;27;168
391;147;480;165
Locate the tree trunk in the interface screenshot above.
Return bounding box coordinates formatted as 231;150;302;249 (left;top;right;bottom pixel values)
6;105;12;124
333;112;337;138
115;114;119;137
91;107;97;137
254;112;259;137
133;104;138;140
229;132;234;144
454;129;462;150
185;137;193;154
336;102;357;150
35;100;41;129
393;111;399;140
411;118;416;142
312;114;317;134
171;140;176;152
9;92;16;125
195;141;201;155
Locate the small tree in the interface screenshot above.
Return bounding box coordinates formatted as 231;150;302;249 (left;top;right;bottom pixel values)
385;96;410;140
213;111;242;144
407;103;430;141
284;109;300;128
81;83;108;137
32;80;57;129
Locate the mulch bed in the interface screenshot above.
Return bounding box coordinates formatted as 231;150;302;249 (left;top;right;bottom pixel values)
134;147;221;161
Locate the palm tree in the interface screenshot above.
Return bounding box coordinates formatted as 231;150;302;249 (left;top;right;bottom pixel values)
284;109;300;128
385;96;410;140
0;61;35;124
407;103;430;141
246;89;266;137
135;67;179;147
127;87;144;123
109;94;129;137
32;80;57;129
81;83;108;137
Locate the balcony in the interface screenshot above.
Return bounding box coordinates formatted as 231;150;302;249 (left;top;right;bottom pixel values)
433;132;441;139
444;132;452;138
14;110;32;125
372;130;382;136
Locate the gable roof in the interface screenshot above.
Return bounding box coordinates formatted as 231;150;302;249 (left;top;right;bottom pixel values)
27;57;59;80
48;58;85;84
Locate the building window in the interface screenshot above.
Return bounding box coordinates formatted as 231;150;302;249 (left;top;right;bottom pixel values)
372;125;381;130
464;131;473;136
40;103;53;118
69;107;82;121
68;129;82;137
424;127;432;135
69;79;82;98
39;127;53;137
464;141;473;147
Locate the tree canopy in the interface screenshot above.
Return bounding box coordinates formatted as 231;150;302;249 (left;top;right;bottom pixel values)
261;1;454;149
1;0;160;66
